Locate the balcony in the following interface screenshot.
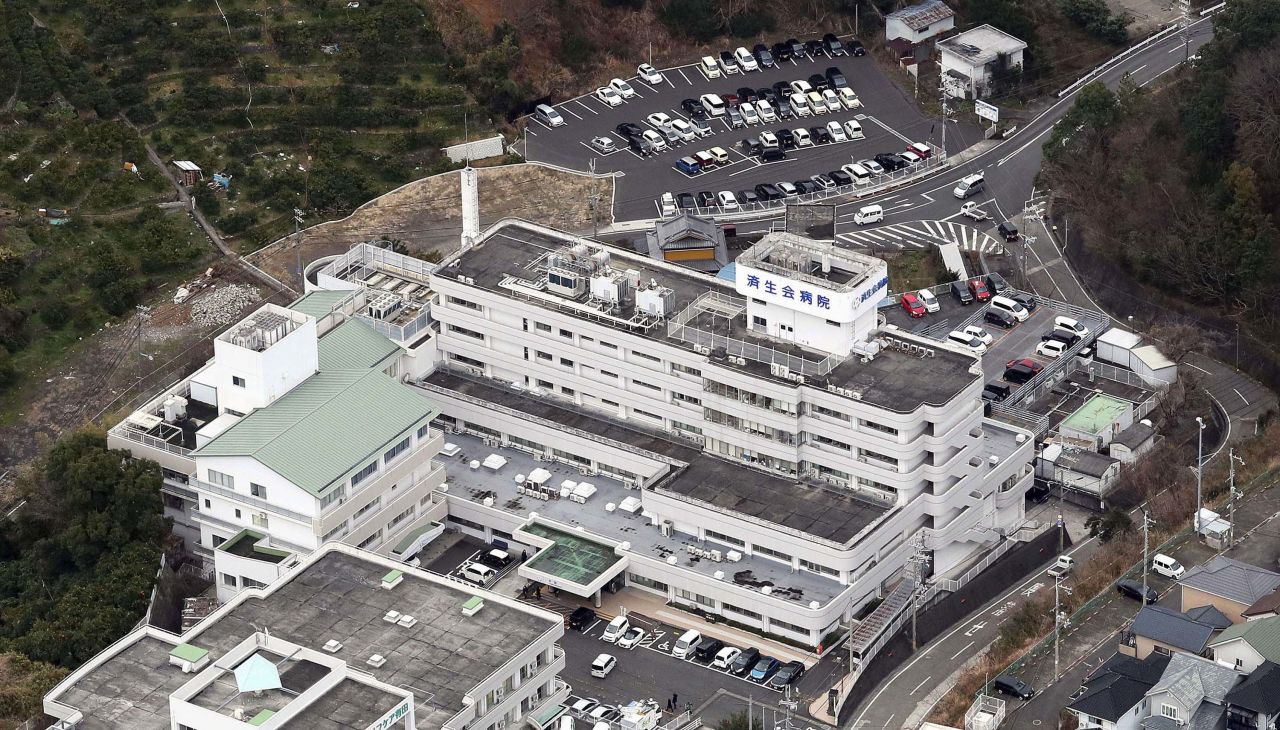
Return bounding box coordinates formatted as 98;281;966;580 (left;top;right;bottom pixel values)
194;479;315;526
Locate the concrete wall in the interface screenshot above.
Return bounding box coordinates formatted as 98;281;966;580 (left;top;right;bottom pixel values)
1180;586;1249;625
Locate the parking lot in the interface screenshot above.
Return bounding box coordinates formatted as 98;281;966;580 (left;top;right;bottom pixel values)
556;607;823;729
522;35;961;222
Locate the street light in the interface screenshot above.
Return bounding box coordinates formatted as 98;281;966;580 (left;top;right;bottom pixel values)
1195;416;1206;537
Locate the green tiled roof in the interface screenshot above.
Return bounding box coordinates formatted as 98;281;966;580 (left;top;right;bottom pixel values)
288;290;351;319
318;319;401;371
194;370;437;496
1061;394;1132;435
1214;615;1280;663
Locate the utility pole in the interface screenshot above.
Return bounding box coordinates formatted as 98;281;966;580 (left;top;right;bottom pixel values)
1178;0;1192;62
1053;576;1072;681
587;157;601;240
1141;509;1154;601
292;208;306;278
907;533;930;651
1229;449;1245;548
1195;416;1206;538
939;74;949;157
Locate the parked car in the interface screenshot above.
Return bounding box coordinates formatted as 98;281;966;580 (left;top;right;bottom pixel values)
805;39;825;57
734;46;758;71
535;104;566;127
1003;363;1039;384
659;192;676;217
806;90;826;114
570;698;600;717
601;615;629;643
736;189;760;206
811;126;832;144
951;280;975;304
1152;553;1186;579
968;277;991;302
616;626;646;648
670;119;696;141
908;141;932;158
848;38;867;56
754;183;783;201
726;106;745;128
983;382;1012;402
788;38;806;59
826;66;848;89
948;330;987;353
595;86;623;107
1010;291;1037;311
749;656;781;683
676;192;696;209
695;191;716;208
589;136;616;154
901;292;927;318
681;98;708;118
608;78;637;98
811;173;835;190
646;112;672;129
985;308;1016;329
821;89;842;113
874;153;909;171
829;169;854;186
1036;339;1067;359
839;89;862;110
641;129;667;151
793;127;813;147
1117;578;1159;603
691;118;712;137
759;130;780;148
568;607;597;630
823;33;848;56
808;73;829;91
859;158;884;175
729;648;761;676
717;190;739;211
616;122;644;139
672;629;702;659
776;181;799;197
740;103;760;124
708;146;731;164
1056;316;1090;338
712;646;743;670
694;637;725;663
986;271;1010;294
754;44;776;67
917;288;940;313
769;661;807;689
993;675;1035;701
756;100;777;122
1043;330;1081;348
718;50;740;75
827;120;848;142
772;42;793;62
963;325;994;345
637;63;663;84
628;136;655;156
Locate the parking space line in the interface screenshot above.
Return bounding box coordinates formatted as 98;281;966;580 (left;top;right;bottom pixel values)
561;105;583;121
866;115;912;144
574;99;598;115
678;68;692;85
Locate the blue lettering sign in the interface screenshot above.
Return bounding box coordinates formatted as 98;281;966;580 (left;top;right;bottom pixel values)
764;280;777;295
816;295;831;309
857;275;890;303
747;274;760;289
781;285;795;300
800;290;813;304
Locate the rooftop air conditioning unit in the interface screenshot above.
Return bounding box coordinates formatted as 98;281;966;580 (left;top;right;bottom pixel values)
660;521;673;537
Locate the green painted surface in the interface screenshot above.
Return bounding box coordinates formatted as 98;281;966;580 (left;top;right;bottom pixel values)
392;522;441;555
317;319;401;371
1215;616;1280;663
523;523;622;586
463;596;483;610
249;708;276;726
288;290;351;319
382;569;403;584
169;643;208;663
1060;393;1131;435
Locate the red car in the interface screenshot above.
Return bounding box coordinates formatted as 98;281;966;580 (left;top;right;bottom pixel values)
1005;358;1044;374
969;278;991;302
901;292;927;318
907;142;932;159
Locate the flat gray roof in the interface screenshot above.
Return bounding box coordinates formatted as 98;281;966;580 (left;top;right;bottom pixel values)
52;636;188;730
451;220;979;412
424;370;889;547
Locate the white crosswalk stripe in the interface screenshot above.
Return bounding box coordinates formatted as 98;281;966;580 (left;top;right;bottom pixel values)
836;221;1003;254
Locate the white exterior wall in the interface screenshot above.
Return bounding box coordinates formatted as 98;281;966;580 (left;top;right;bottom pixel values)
1210;638;1265;673
941;47;1026;99
887;14;955;43
202;317;320;416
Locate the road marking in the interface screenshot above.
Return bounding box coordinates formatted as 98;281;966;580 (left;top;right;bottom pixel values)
866;115;912;144
997;125;1053;166
950;641;975;660
1234;388;1248;405
964;622;988;637
679;68;692;84
1131;64;1148;74
560;105;583;121
1186;362;1211;375
1140;63;1181;87
524;127;538;137
575;99;598;115
910;676;932;695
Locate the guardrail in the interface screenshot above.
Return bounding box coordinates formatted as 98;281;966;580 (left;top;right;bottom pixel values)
1057;23;1182;99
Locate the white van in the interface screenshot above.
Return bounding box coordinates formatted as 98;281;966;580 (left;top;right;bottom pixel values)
989;295;1030;322
559;716;576;730
947;330;988;353
534;104;565;128
700;56;722;79
789;92;812;117
672;629;702;659
590;653;616;678
1153;553;1186;579
601;615;629;643
699;93;726;117
1055;316;1090;338
843;163;872;185
853;204;883;225
953;173;985;199
462;562;496;585
843;119;864;139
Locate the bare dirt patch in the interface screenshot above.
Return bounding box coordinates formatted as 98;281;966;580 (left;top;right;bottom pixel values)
248;163;612;289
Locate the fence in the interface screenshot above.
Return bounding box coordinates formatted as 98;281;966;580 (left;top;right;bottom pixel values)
445;135;506;163
935;525;1049;593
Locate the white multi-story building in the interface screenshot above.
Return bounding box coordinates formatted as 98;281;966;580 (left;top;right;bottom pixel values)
43;543;567;730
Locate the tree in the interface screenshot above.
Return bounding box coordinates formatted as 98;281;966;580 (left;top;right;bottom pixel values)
715;711;766;730
1085;508;1134;542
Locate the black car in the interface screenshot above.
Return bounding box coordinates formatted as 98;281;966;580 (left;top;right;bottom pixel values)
753;44;776;67
777;128;796;148
772;80;792;98
568;607;597;631
676;193;696;210
737;87;759;103
1010;291;1037;311
772;42;793;62
695;191;716;208
848;39;867;56
719;50;736;67
997;221;1020;241
788;38;806;59
983;382;1011;402
1043;330;1081;348
986;271;1010;294
1117;579;1159;604
795;179;819;194
694;637;724;662
736;189;760;206
951;280;975;304
729;647;761;676
1004;363;1037;384
993;675;1035;701
985;309;1017;329
760;146;786;162
755;183;784;201
616;122;644;139
769;660;807;689
804;39;825;57
829;169;854;186
628;136;654;156
808;73;829;91
823;33;848;56
1026;482;1052;503
777;103;794;120
810;126;832;144
758;88;779;106
826;66;848;89
740;137;763;156
874;153;909;171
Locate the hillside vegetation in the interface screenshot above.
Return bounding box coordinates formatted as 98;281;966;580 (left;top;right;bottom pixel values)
1042;0;1280;387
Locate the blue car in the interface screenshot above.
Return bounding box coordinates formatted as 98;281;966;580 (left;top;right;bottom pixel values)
749;656;780;683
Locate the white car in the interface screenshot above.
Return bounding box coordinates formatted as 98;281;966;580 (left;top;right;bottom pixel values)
838;87;861;109
589;136;617;154
646;111;672;129
670;119;696;141
821;89;841;113
717;190;739;211
590;653;616;678
806;90;827;114
756;100;776;122
947;330;988;353
570;698;599;717
826;121;847;142
843;119;864;139
963;325;994;345
811;173;835;190
641;129;667;151
777;181;799;197
916;288;940;313
595;87;623;107
616;626;646;648
1037;340;1067;359
659;192;676;217
759;130;779;148
859;158;884;175
637;63;663;85
740;103;760;124
900;150;923;165
793;127;813;147
601;615;629;643
789;80;813;96
608;78;637;98
708;146;730;164
789;92;812;117
734;47;759;72
1055;316;1090;337
711;646;742;670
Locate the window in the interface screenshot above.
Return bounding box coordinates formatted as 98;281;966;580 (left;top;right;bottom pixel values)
632;379;660;392
560;328;574;339
752;298;766;305
675;588;715;608
323;521;349;541
826;319;841;326
535;322;552;333
241;577;267;590
417;424;431;440
858;448;899;468
1153;645;1171;656
449;353;485;369
724;603;762;620
232;376;246;387
447;295;481;311
800;558;839;577
234;508;242;519
859;419;900;436
224;408;246;417
448;515;485;531
581;335;594;343
536;350;553;362
561;386;575;396
811;404;848;421
752;315;767;327
811;433;851;450
211;535;226;548
602;398;619;407
320;486;346;509
384;436;411;464
536;379;553;389
208;469;234;489
632;408;662;421
222;573;237;587
600;369;619;379
672;392;701;406
672;420;703;435
1160;705;1179;720
447;324;484;340
353;497;381;524
387;506;415;532
857;476;897;496
204;499;211;509
628;573;668;593
705;530;745;548
357;529;383;550
250;483;267;499
252;513;268;528
754;545;792;563
633;350;661;363
509;435;545;453
559;357;574;368
771;618;808;636
352;460;379;486
672;363;701;377
601;341;618;350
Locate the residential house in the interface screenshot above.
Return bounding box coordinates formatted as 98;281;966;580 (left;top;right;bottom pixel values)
1142;653;1240;729
1121;605;1226;660
1037;444;1122;509
1224;661;1280;730
1069;652;1170;730
1210;615;1280;673
1109;420;1157;464
938;24;1027;99
1181;556;1280;624
886;0;956;44
1243;587;1280;621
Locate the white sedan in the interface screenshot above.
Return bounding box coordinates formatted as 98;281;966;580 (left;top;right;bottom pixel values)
717;190;739;211
826;121;847;142
637;63;664;85
963;325;994;345
1037;340;1067;359
641;129;667;151
595;87;623;107
616;626;647;649
609;78;637;98
734;47;759;72
916;288;940;313
646;111;673;129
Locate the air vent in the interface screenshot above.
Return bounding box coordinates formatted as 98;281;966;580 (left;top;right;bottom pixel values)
367;654;386;668
322;640;343;653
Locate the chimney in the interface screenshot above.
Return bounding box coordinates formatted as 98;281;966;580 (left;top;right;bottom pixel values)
461;165;480;250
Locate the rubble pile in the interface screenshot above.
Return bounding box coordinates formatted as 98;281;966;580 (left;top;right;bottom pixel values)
190;284;260;326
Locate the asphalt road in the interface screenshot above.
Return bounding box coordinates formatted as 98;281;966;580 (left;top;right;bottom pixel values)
521;37;982;223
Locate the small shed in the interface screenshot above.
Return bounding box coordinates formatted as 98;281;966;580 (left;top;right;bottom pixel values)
172;160;203;187
1059;393;1134;450
1132;345;1177;386
886;0;956;44
1095;328;1143;369
1110;420;1156;463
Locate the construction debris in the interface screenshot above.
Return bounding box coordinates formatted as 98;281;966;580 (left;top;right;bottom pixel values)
190;284;260;326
